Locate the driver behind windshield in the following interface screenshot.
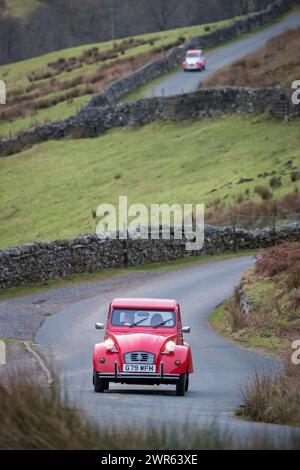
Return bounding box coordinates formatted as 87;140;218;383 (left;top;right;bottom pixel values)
122;311;135;326
150;313;163;327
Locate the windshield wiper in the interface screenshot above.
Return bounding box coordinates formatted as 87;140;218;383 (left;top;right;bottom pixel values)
129;317;148;327
154;317;173;328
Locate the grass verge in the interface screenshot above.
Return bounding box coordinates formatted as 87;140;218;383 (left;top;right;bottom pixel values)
210;242;300;427
237;355;300;426
210;242;300;355
0;367;299;449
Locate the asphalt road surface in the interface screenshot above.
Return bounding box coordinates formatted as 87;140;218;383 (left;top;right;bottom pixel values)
36;256;300;443
146;11;300;97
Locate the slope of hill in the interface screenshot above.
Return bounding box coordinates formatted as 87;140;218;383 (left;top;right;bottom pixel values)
0;15;240;139
0;114;299;249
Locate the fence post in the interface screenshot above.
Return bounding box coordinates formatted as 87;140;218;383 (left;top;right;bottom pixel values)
123;231;129;268
231;207;237;251
0;340;6;365
192;210;196;233
272;205;277;247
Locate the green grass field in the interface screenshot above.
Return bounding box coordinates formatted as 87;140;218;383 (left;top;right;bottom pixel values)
0;114;299;249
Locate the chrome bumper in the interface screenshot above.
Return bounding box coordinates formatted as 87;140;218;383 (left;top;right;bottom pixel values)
97;361;180;383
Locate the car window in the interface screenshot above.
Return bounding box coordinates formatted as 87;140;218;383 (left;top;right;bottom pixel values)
111;309;176;328
186;52;201;58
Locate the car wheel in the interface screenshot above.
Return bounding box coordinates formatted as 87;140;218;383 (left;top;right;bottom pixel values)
176;372;187;396
93;370;107;393
185;373;189;392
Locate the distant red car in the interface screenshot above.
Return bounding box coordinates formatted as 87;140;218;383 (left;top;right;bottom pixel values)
182;49;206;71
93;298;193;396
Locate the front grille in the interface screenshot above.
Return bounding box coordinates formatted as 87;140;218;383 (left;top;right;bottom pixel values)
124;351;155;365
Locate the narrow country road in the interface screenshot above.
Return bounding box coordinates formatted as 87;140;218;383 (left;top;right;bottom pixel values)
146;11;300;97
35;255;299;443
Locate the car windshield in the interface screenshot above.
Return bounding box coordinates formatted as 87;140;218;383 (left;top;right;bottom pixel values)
186;52;201;58
111;309;176;328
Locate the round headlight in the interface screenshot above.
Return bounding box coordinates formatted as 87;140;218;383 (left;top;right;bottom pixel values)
104;338;115;350
165;341;176;352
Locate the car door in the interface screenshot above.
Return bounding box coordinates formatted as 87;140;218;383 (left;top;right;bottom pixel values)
177;304;184;345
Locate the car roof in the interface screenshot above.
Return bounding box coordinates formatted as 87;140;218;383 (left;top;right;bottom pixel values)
187;49;202;53
111;298;177;310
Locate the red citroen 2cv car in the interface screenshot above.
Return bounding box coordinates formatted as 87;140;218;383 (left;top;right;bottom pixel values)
93;298;193;396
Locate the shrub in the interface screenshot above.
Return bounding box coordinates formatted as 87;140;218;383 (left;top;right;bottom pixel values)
1;367;299;449
236;193;244;204
254;185;272;200
291;171;300;182
238;355;300;426
255;242;300;279
290;288;300;312
225;287;245;331
0;368;235;450
269;176;281;190
70;127;93;139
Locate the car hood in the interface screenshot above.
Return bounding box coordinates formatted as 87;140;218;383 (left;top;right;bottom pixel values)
109;332;175;355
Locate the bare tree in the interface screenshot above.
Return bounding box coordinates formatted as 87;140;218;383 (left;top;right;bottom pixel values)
149;0;181;30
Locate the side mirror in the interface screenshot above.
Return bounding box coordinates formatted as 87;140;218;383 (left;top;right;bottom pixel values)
95;322;105;330
182;326;191;333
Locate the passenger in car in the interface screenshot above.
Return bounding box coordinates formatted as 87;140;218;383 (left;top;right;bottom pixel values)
150;313;163;327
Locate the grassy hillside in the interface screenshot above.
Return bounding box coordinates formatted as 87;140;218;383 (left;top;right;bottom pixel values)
205;26;300;92
0;16;238;139
0;114;299;249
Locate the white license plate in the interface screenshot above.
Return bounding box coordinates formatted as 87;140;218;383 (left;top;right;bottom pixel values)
123;364;156;373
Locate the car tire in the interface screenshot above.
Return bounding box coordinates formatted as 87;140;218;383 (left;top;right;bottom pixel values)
176;372;187;396
185;373;189;392
93;370;107;393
